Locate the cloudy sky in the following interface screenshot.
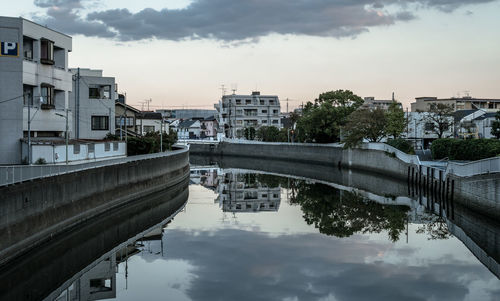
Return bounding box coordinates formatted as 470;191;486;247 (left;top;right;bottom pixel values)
5;0;500;110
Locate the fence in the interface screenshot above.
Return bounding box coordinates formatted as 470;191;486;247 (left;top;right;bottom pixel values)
445;157;500;178
0;146;188;187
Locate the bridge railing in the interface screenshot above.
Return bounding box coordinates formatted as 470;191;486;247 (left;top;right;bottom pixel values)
0;146;187;187
361;142;422;166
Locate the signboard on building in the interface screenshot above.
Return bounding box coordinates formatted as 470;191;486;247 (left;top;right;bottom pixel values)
0;42;19;57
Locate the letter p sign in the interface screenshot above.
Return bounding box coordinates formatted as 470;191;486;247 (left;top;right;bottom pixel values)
0;42;19;57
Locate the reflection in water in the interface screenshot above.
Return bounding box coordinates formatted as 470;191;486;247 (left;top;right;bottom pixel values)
3;165;500;301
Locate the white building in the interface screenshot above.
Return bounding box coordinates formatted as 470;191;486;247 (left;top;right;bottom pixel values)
137;112;168;135
216;172;281;213
214;91;282;139
0;17;73;164
456;110;498;139
69;68;116;140
177;119;201;139
402;112;454;150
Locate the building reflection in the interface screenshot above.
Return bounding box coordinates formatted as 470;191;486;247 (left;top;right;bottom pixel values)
216;171;281;213
52;221;171;301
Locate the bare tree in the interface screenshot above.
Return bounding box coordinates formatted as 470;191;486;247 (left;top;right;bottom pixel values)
419;103;454;138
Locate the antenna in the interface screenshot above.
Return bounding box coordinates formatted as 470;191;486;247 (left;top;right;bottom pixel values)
220;84;227;97
230;83;237;95
463;90;471;98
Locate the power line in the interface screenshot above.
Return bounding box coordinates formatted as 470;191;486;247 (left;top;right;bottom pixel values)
0;95;24;104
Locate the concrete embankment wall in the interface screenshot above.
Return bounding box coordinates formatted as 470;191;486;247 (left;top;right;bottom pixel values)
190;142;413;180
0;147;190;266
190;142;499;218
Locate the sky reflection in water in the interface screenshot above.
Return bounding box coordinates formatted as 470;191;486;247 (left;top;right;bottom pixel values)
103;170;500;301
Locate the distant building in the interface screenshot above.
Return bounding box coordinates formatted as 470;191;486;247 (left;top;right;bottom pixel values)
411;96;500;112
402;112;454;149
69;68;116;140
156;109;216;119
362;97;402;111
214;91;282;138
177;119;201;139
455;110;498;139
137;112;167;135
201;115;218;139
0;17;73;164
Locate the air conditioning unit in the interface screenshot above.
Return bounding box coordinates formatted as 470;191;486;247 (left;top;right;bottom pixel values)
24;50;32;59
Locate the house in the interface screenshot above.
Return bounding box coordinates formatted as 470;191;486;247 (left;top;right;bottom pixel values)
0;17;73;164
214;91;282;138
115;102;141;137
137;112;167;135
177;119;201;139
156;109;216;119
69;68;116;140
455;110;498;139
201;115;218;139
402;112;454;150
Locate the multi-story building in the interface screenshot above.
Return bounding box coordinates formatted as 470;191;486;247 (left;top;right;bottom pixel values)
215;91;281;138
362;96;402;111
411;96;500;112
0;17;73;164
69;68;116;140
137;112;167;135
216;172;281;213
201;115;218;139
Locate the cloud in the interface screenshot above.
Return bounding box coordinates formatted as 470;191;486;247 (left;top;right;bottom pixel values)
134;228;497;301
32;0;497;42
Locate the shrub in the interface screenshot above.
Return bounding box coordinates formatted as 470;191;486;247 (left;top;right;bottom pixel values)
35;158;47;165
386;138;415;154
431;138;500;160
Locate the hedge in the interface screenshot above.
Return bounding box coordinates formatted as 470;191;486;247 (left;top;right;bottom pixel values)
386;138;415;154
431;138;500;160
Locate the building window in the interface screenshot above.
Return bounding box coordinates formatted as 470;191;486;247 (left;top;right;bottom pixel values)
40;39;54;65
272;120;279;124
260;100;265;105
424;122;434;131
104;142;110;151
23;36;33;60
236;99;241;105
269;99;275;105
262;110;267;114
89;85;111;99
144;125;155;133
88;143;95;153
113;142;118;151
246;99;251;105
73;144;80;154
236;120;242;125
262;120;267;124
40;84;54;109
91;116;109;130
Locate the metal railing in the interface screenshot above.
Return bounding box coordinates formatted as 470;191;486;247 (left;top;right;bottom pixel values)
445;157;500;178
0;146;188;187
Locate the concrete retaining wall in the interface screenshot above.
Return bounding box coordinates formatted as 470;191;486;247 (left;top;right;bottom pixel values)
0;147;189;266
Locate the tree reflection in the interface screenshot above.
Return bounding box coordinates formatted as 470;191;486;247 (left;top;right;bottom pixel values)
416;216;452;240
289;182;410;242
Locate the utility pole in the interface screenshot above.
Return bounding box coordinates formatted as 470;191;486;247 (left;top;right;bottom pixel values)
286;98;289;114
160;118;163;152
65;107;69;165
26;93;31;164
76;68;80;139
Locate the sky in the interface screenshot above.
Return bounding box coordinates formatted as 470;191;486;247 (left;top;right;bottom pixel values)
4;0;500;111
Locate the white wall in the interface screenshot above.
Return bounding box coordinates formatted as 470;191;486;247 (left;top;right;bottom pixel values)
26;141;126;164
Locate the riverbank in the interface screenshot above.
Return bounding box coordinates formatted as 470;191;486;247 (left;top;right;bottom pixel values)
190;141;500;218
0;146;190;267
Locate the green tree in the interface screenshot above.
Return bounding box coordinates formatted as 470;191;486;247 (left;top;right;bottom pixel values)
385;102;407;139
289;181;410;242
256;126;286;142
491;111;500;139
343;108;387;148
244;127;256;140
296;90;364;143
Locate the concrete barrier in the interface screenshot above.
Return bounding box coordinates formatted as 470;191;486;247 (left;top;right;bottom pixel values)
0;147;190;266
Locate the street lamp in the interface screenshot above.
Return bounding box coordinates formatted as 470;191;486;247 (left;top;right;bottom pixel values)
55;109;69;165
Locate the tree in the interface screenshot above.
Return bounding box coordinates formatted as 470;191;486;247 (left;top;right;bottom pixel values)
296;90;364;143
385;102;407;139
418;103;454;138
343;108;387;148
491;111;500;139
244;127;256;140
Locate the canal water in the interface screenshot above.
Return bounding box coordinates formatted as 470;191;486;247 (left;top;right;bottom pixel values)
1;159;500;301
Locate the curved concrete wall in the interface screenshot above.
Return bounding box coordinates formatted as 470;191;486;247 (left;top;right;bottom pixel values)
0;147;189;266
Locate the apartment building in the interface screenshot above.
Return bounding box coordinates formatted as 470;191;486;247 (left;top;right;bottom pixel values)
69;68;116;140
216;172;281;213
411;96;500;112
215;91;281;138
0;17;73;164
362;97;402;111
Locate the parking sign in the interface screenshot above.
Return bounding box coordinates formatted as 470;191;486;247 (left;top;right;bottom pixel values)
0;42;19;57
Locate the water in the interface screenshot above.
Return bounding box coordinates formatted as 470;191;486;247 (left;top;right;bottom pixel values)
2;159;500;301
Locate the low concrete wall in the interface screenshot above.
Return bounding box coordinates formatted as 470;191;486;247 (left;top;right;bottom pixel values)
0;147;189;266
190;142;414;179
